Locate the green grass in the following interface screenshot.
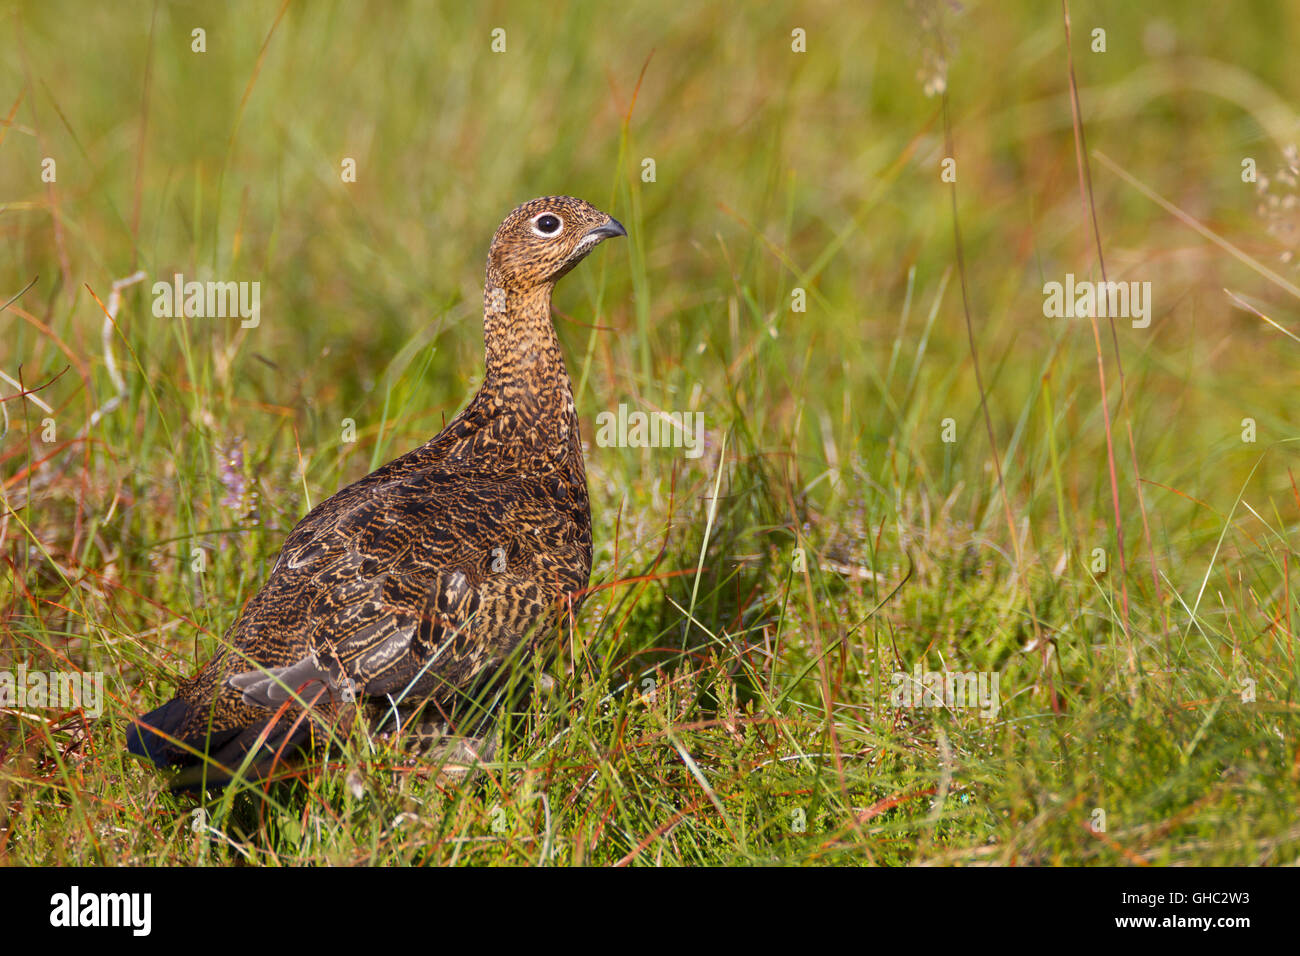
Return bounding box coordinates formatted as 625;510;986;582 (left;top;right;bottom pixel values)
2;0;1299;865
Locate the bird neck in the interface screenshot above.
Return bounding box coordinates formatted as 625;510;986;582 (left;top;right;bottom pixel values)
479;280;577;426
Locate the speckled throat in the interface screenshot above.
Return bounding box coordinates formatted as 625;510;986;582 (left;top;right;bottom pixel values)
483;282;577;430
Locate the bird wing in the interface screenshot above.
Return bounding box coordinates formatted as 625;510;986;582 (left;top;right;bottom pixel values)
228;564;478;706
223;465;584;711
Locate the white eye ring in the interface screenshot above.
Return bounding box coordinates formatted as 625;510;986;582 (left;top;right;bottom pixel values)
531;213;564;237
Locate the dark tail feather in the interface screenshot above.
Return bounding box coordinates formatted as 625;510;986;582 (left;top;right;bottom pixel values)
168;716;316;792
125;698;192;767
127;699;317;791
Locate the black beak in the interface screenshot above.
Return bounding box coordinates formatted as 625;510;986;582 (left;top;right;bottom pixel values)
584;217;627;241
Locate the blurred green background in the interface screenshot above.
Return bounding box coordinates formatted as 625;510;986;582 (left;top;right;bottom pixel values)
4;2;1297;508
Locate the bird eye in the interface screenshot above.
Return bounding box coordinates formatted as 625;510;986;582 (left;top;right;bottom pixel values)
532;213;563;237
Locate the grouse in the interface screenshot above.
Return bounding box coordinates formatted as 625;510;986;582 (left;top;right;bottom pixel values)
126;196;626;788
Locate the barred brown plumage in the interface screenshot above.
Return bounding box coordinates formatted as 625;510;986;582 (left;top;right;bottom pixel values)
126;196;626;788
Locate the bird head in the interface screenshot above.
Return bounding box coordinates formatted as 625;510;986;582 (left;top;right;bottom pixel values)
487;196;626;290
